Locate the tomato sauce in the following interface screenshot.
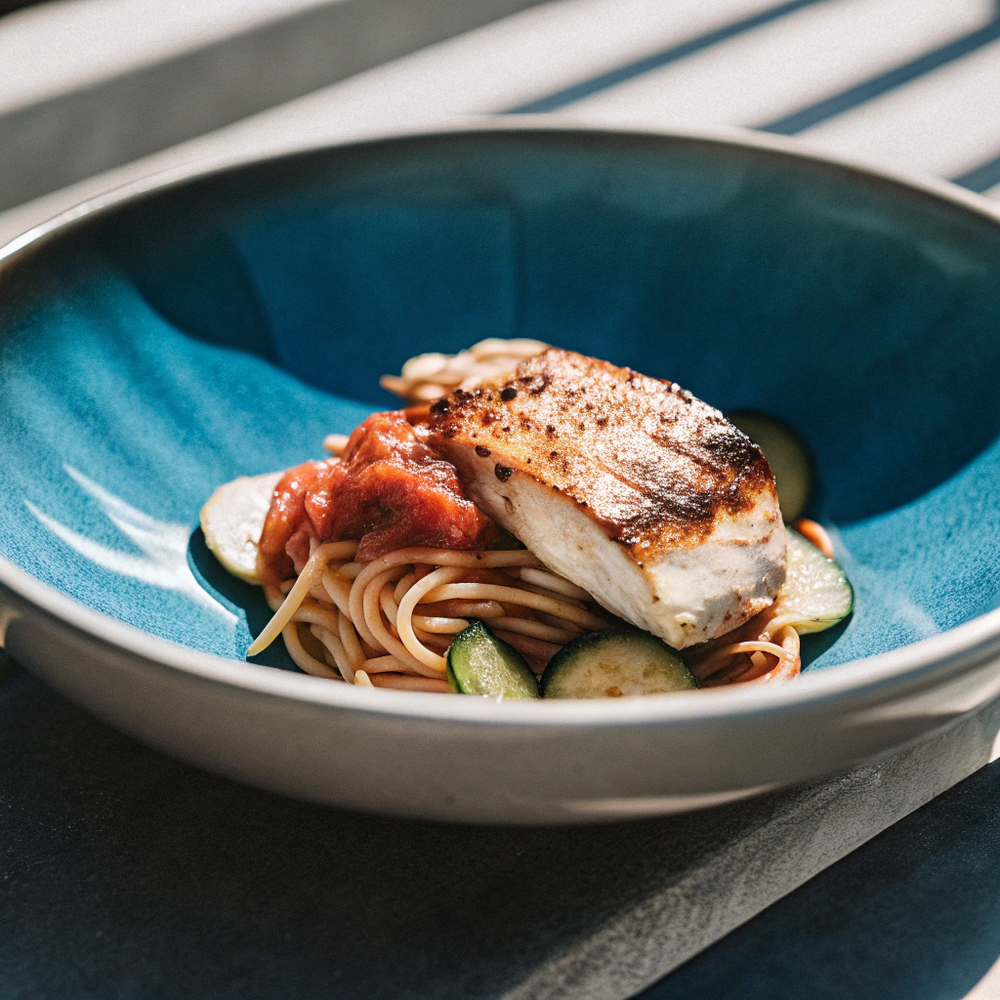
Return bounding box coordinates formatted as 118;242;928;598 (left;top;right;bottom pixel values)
257;411;500;585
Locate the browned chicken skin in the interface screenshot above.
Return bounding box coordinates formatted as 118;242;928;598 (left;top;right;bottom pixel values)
418;349;786;648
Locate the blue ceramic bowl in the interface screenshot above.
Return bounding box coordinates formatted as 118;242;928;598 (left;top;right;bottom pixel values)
3;123;1000;822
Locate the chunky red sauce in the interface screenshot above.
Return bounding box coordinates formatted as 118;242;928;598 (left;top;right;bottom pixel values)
257;411;499;585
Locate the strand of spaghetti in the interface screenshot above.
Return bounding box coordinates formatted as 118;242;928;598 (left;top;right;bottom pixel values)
381;338;548;402
396;566;468;670
754;626;802;681
337;610;366;671
780;625;802;665
393;573;416;603
720;640;792;658
699;659;754;687
416;598;505;618
518;567;593;602
290;599;341;631
310;624;356;683
411;614;469;635
348;551;536;649
514;579;588;609
358;634;381;660
320;646;341;674
368;673;452;692
732;647;789;684
692;652;760;684
683;649;728;676
362;655;409;673
281;622;341;679
360;568;406;650
531;610;578;631
746;630;802;685
470;337;549;361
758;658;800;684
320;569;353;617
348;568;384;650
379;585;400;627
740;658;785;684
486;616;579;644
413;614;469;634
350;547;541;601
689;639;793;683
419;583;606;630
702;653;771;687
397;606;460;646
413;627;453;652
492;629;562;663
698;634;800;686
363;655;406;672
361;568;443;676
248;541;358;655
351;564;420;650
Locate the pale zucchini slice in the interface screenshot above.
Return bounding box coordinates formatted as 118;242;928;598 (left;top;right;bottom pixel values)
447;620;540;699
541;630;697;699
726;409;814;522
200;471;283;585
772;527;853;634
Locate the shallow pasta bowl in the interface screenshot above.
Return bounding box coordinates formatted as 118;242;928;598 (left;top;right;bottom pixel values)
3;121;1000;824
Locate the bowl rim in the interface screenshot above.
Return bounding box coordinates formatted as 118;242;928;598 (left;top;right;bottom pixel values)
3;116;1000;728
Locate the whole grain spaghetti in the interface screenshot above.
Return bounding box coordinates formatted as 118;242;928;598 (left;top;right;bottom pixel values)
246;534;812;691
248;541;613;691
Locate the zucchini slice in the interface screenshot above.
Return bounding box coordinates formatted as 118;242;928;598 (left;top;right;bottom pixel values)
200;470;283;585
772;527;853;634
541;630;697;699
446;620;540;699
726;409;814;522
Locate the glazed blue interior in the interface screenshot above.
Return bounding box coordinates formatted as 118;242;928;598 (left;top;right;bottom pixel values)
2;129;1000;672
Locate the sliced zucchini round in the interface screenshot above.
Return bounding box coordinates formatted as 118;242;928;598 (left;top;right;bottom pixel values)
446;620;540;699
726;409;814;522
772;527;853;634
200;470;283;585
541;630;697;699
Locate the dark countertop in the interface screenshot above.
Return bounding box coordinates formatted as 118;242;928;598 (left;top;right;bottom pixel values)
3;653;999;1000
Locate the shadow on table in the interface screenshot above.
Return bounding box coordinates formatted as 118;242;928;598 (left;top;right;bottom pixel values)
1;665;732;1000
3;663;1000;1000
645;759;1000;1000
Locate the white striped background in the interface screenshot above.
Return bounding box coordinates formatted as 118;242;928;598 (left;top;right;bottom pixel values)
2;0;1000;244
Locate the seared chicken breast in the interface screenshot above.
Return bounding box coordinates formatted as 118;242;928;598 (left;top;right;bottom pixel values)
423;349;786;648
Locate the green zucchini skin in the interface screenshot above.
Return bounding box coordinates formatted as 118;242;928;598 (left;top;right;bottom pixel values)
726;409;814;522
772;527;853;634
446;619;540;699
540;630;697;699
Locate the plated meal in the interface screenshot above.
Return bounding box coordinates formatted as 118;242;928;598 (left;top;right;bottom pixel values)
8;119;997;822
201;341;852;699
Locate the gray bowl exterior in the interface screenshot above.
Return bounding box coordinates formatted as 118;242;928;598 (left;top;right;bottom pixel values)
6;575;1000;824
4;122;1000;824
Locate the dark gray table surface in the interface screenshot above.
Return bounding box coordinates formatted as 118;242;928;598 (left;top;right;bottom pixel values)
3;651;999;1000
